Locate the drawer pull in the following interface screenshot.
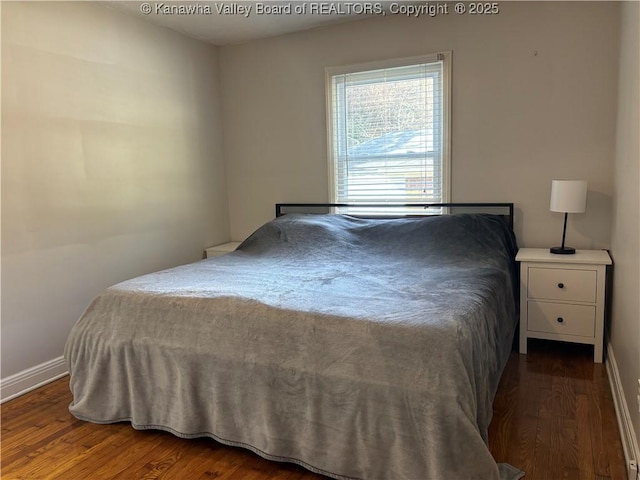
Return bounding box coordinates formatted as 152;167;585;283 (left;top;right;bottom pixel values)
557;283;565;289
557;317;564;323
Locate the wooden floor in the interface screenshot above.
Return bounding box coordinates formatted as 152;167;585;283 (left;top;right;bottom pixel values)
489;340;626;480
1;339;627;479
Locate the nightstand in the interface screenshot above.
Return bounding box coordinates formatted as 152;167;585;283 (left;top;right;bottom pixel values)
205;241;241;259
517;248;611;363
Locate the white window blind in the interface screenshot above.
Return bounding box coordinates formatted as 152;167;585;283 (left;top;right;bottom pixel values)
326;53;450;214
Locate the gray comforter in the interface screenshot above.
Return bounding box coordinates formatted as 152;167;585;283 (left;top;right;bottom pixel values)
65;213;522;480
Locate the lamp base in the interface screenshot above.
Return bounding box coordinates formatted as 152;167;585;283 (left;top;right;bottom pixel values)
550;246;576;255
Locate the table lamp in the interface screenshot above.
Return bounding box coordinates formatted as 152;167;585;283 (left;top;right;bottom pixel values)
549;180;587;254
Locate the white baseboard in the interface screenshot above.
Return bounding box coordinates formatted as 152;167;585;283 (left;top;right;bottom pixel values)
0;356;68;404
606;343;640;480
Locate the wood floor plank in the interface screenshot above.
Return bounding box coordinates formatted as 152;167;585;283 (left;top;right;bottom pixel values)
1;339;628;480
1;382;69;420
108;431;195;480
2;394;72;437
1;418;87;469
587;366;615;478
40;424;151;479
500;413;538;475
4;423;106;479
160;439;234;480
576;393;596;479
75;428;168;479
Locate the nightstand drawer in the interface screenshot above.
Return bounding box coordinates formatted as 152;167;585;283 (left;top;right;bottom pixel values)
527;301;595;337
527;267;596;303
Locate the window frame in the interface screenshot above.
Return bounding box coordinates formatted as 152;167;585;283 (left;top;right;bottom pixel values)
325;52;452;210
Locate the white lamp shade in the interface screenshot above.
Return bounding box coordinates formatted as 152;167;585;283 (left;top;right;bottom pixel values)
550;180;587;213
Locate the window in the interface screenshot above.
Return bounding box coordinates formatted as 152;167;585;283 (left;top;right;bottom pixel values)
326;53;451;214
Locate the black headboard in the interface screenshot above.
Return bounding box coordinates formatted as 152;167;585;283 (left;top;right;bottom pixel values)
275;203;514;230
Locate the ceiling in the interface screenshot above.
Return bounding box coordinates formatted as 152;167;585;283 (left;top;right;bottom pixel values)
106;1;378;46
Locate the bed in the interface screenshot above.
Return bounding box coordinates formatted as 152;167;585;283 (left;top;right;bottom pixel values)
65;203;523;480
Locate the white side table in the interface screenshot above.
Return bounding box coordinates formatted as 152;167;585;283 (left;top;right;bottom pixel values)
516;248;611;363
205;241;241;259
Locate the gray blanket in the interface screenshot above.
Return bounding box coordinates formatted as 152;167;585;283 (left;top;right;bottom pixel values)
65;213;523;480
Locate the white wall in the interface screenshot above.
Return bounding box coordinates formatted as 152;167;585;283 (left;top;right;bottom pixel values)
1;2;229;379
611;0;640;458
220;2;620;246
